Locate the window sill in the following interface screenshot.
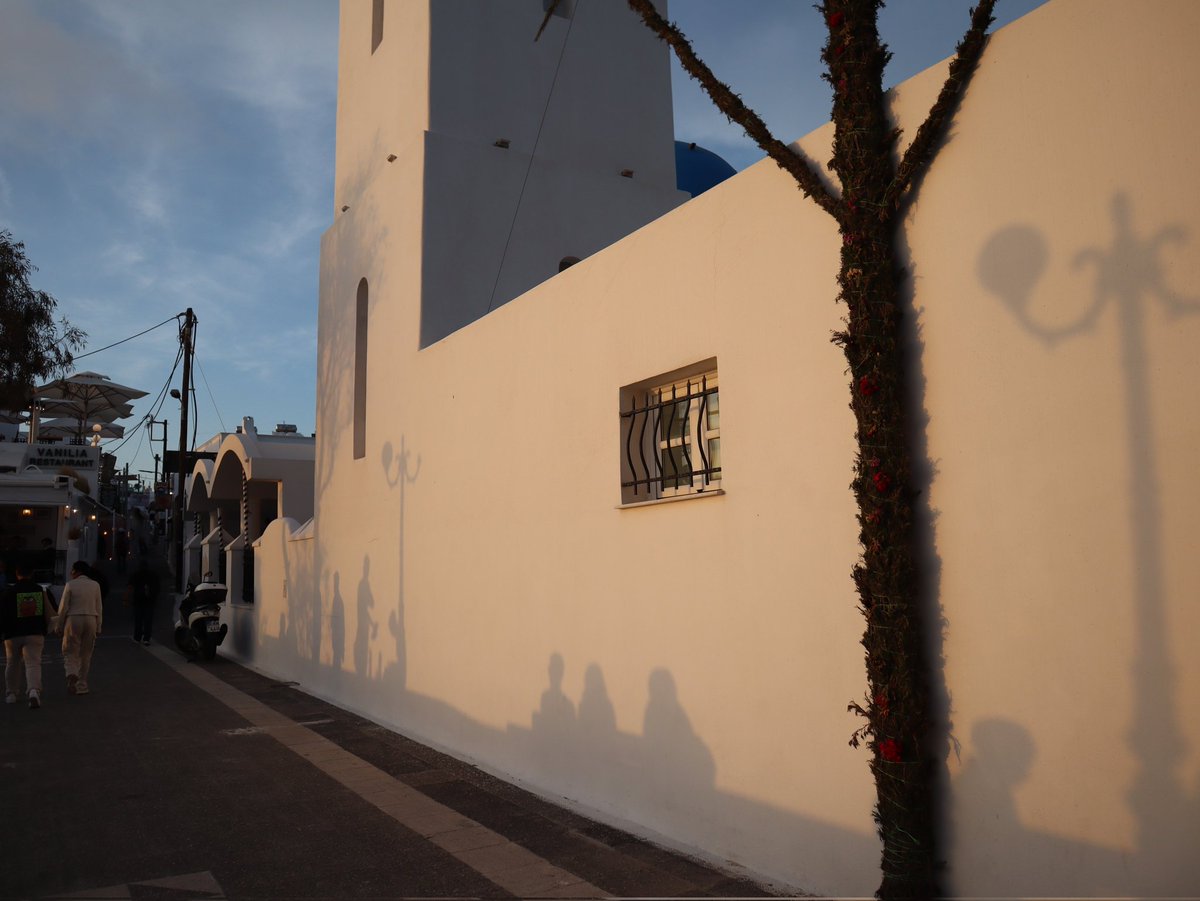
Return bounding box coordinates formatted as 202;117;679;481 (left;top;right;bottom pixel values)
617;488;725;510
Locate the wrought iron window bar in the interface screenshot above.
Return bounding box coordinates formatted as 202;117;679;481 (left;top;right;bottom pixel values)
621;376;720;497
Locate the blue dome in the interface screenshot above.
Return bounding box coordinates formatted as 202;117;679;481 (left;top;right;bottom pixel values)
674;141;737;197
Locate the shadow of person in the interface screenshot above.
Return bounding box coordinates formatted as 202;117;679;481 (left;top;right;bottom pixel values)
381;438;419;694
642;668;715;811
532;652;576;736
530;653;577;782
575;662;621;791
353;556;377;678
950;718;1129;897
330;571;345;672
579;662;616;736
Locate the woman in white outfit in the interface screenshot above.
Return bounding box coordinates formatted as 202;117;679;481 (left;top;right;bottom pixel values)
55;562;103;695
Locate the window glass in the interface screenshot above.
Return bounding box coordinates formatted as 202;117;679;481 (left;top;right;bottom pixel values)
621;365;720;504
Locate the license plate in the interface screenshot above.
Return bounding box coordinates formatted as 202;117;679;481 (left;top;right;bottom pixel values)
206;621;222;633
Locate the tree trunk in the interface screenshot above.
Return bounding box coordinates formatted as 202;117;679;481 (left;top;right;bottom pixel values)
625;1;997;895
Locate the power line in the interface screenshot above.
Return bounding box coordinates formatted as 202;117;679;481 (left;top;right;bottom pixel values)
104;342;184;457
72;314;180;361
485;0;579;314
195;354;227;433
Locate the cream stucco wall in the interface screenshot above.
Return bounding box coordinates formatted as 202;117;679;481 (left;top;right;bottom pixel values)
903;3;1200;895
244;1;1200;895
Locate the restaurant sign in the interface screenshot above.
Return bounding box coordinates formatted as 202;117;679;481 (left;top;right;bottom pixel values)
27;445;99;470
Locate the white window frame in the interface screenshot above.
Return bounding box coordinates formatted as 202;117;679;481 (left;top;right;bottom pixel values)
620;361;722;506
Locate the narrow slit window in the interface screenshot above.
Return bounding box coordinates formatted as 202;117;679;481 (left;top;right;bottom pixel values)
371;0;385;54
354;278;369;460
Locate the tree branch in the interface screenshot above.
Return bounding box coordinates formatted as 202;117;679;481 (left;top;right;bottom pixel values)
627;0;841;221
881;0;996;219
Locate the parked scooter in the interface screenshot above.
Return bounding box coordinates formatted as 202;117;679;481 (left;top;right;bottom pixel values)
174;577;228;661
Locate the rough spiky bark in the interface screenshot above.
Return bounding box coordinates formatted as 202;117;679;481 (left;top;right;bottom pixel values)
626;1;996;896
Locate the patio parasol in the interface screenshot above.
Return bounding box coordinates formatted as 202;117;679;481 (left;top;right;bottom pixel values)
31;371;147;442
36;419;126;440
33;397;134;422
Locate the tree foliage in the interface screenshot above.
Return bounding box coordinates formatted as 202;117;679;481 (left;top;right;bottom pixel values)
0;230;86;409
626;2;996;897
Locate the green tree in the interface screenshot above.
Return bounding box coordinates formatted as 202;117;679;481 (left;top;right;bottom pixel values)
625;1;996;897
0;230;86;409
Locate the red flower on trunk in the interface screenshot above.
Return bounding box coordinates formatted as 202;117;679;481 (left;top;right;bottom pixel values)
872;472;892;493
879;738;902;762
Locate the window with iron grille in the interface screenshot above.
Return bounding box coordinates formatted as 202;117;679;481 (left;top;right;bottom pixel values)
620;363;721;505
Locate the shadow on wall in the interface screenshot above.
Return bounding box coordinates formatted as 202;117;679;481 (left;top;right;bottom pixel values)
951;719;1132;897
890;169;952;887
380;437;418;694
971;192;1200;896
315;131;392;498
523;657;717;828
249;421;1179;894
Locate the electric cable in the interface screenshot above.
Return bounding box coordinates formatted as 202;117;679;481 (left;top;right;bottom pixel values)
72;314;179;361
189;319;199;452
485;0;581;314
194;354;228;433
104;342;183;457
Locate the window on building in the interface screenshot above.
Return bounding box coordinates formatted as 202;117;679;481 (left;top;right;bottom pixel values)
620;362;721;505
371;0;385;54
354;278;369;460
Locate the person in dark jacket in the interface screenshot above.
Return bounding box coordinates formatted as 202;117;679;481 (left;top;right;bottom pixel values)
126;559;161;645
1;563;57;709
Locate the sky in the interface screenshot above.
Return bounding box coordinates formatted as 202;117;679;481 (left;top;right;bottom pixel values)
0;0;1045;485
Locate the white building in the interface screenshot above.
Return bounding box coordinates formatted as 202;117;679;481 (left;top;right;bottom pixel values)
185;417;314;610
223;1;1200;895
0;441;105;584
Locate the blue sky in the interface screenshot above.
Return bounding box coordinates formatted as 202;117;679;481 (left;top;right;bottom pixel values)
0;0;1044;483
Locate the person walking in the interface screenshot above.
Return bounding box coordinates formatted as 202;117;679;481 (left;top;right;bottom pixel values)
1;562;57;709
126;558;160;645
55;561;103;696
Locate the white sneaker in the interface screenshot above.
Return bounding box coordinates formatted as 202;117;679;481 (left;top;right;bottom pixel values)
28;691;40;710
4;693;15;704
75;684;90;695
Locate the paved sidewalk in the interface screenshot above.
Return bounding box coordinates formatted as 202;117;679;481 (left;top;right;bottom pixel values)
1;580;780;900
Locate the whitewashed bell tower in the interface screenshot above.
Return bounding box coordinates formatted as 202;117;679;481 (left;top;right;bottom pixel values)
330;0;685;347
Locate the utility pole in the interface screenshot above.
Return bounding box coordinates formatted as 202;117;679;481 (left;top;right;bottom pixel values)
147;416;167;541
173;308;195;593
148;417;168;487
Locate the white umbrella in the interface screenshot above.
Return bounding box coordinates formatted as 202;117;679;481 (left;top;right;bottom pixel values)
33;398;134;422
31;371;147;442
37;419;125;440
